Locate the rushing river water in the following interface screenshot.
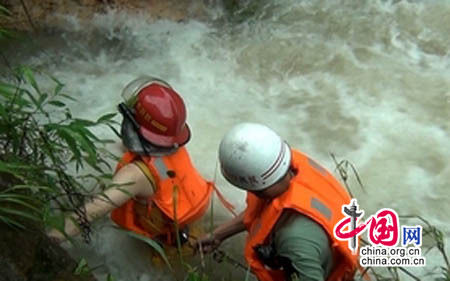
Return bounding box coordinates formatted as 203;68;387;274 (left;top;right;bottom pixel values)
3;0;449;280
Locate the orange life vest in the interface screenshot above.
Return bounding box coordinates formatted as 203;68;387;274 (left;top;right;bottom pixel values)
243;149;358;281
110;147;213;240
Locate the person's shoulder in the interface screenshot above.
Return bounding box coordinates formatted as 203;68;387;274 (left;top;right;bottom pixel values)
114;162;147;181
276;211;330;244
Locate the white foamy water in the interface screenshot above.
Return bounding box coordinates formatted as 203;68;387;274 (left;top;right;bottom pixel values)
3;0;449;280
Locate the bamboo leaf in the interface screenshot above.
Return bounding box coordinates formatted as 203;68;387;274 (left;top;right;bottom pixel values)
37;93;48;107
21;88;40;110
48;100;66;107
0;197;40;213
0;102;7;118
9;184;52;192
75;125;100;142
65;110;72;120
44;212;66;232
97;113;117;123
74;258;90;275
65;128;96;163
54;83;64;96
58;128;81;159
0;207;40;221
98;158;113;170
72;118;97;127
107;124;121;138
60;93;77;101
0;82;30;107
0;215;26;229
120;230;172;270
0;5;11;16
114;187;134;198
20;66;41;94
0;81;18;96
99;139;116;144
0;160;43;172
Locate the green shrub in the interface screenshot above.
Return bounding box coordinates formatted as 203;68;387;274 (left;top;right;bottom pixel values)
0;66;118;240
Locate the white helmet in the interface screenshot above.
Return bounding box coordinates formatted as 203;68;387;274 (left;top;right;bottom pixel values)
219;123;292;191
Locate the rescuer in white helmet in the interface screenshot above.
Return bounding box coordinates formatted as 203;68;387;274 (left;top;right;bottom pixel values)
196;123;358;281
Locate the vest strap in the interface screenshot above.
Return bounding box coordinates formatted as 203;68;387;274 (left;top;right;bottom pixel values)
133;160;156;193
210;181;237;217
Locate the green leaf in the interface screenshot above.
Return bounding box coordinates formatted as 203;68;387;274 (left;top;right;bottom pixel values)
0;82;30;107
0;206;40;221
60;93;77;101
106;274;115;281
113;186;134;198
72;118;97;127
120;230;173;270
0;196;40;213
99;139;116;144
98;158;113;170
11;184;52;193
0;81;17;96
244;264;251;281
21;88;40;110
0;29;15;40
0;101;7;118
74;125;100;142
99;173;114;180
58;128;81;159
63;127;96;163
44;212;66;232
97;113;117;123
20;66;40;94
37;93;48;107
65;110;72;120
107;124;121;138
48;100;66;107
74;258;90;275
54;83;64;96
44;123;60;132
0;215;26;229
0;160;42;173
0;5;11;16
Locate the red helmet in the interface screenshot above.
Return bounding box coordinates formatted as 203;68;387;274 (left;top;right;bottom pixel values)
121;77;191;148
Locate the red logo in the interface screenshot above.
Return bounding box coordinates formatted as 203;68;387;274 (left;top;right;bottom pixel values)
334;199;400;254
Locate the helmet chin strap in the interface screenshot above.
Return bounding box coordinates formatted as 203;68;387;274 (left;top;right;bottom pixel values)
118;103;177;156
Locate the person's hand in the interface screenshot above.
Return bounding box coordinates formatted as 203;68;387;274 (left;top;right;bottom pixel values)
194;233;222;255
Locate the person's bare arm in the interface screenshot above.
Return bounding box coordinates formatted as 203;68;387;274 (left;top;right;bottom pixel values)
213;211;246;241
47;163;153;241
195;211;246;253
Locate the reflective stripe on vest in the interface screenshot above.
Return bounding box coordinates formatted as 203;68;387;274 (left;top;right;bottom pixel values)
153;157;169;181
311;197;332;221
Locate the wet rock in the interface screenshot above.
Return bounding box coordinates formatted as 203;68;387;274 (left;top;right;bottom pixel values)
0;223;97;281
0;0;212;31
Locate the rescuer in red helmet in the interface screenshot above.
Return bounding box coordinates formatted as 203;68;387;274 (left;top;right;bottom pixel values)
48;76;215;248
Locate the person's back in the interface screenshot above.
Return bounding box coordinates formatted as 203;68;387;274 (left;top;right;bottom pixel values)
273;210;333;281
47;77;213;249
196;123;358;281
